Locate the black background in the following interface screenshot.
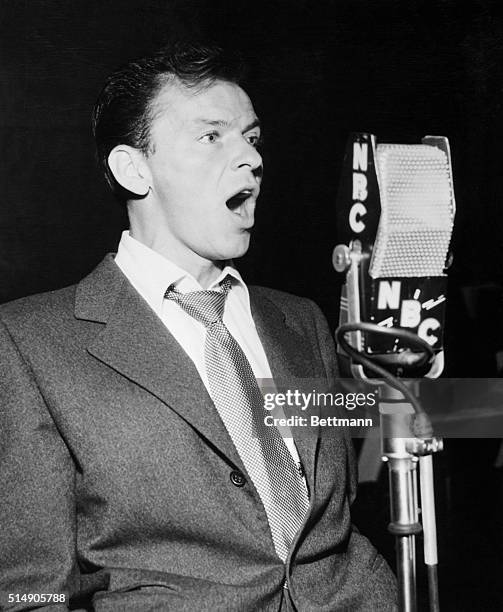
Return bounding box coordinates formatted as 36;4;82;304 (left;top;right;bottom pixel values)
2;1;503;609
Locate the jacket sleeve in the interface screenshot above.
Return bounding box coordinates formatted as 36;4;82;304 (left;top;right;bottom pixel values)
0;318;75;611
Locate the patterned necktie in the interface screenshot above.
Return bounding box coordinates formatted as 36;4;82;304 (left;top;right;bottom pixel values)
165;276;310;562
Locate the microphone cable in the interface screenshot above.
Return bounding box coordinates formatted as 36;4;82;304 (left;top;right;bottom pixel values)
335;321;435;438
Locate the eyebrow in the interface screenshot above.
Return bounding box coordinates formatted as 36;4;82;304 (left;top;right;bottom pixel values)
194;118;261;133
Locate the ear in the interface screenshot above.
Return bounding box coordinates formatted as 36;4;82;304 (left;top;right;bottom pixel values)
107;145;151;197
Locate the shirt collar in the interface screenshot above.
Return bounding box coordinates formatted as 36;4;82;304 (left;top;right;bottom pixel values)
114;230;250;317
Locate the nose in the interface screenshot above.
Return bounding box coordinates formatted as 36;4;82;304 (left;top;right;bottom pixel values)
231;139;263;176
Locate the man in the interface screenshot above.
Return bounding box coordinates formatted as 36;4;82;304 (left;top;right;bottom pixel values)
0;43;397;611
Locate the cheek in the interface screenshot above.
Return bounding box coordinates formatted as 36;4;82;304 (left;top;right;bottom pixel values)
173;202;216;231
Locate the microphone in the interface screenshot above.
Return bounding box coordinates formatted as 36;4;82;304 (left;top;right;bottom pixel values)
332;133;456;379
332;133;454;612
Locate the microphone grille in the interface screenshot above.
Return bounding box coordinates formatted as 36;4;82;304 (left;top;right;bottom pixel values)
370;143;455;278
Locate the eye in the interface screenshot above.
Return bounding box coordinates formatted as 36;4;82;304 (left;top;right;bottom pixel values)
199;131;220;144
245;133;262;148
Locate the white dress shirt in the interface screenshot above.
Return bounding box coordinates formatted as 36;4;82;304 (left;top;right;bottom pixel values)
114;230;302;465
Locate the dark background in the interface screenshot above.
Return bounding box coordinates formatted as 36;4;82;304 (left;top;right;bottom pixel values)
1;1;503;609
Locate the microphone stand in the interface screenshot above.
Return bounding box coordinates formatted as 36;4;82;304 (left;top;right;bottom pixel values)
335;323;442;612
380;383;442;612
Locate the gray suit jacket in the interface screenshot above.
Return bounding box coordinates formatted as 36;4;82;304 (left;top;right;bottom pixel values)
0;255;397;611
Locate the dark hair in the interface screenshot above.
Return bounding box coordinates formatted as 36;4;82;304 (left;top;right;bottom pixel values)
92;42;246;201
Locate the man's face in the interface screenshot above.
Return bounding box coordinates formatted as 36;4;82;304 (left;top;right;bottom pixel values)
142;79;263;267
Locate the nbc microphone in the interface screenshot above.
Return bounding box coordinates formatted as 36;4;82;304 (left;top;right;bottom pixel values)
332;133;456;380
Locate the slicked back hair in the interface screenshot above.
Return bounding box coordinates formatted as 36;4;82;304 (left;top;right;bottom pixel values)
92;43;246;201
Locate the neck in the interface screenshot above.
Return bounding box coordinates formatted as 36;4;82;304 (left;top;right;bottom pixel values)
128;218;223;289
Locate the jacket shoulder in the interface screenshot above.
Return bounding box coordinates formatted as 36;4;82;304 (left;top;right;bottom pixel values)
249;284;316;311
0;284;77;332
249;285;326;324
250;285;339;380
0;255;119;331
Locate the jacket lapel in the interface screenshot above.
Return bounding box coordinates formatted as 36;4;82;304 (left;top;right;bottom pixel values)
249;288;320;496
75;257;321;491
75;255;245;471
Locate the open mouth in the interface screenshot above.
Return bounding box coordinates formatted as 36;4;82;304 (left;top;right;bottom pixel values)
226;189;253;213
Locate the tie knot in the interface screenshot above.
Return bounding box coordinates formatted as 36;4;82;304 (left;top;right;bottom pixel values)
164;276;232;328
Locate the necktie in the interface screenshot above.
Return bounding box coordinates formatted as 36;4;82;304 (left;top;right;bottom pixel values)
165;276;310;561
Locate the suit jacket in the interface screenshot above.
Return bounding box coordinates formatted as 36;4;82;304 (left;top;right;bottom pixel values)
0;255;397;611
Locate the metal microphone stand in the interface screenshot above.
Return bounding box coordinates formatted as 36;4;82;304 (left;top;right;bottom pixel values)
335;323;442;612
379;383;442;612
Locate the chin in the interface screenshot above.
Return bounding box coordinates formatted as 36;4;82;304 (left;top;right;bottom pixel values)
230;236;252;259
214;237;251;262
